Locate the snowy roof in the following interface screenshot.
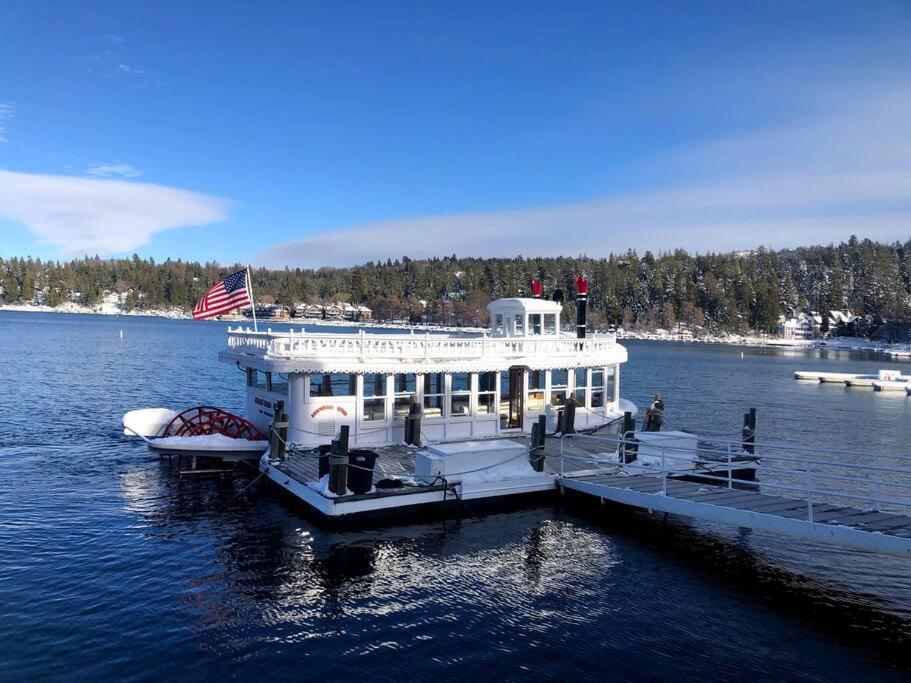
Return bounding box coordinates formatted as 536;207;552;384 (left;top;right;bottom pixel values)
486;297;562;314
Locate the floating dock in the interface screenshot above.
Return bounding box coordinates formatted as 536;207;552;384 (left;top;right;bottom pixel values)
793;370;864;383
557;433;911;558
561;472;911;557
794;369;906;386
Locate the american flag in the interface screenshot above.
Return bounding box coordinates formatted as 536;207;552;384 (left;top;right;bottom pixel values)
193;269;252;320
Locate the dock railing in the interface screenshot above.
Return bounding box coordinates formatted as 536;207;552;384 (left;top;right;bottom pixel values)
558;432;911;521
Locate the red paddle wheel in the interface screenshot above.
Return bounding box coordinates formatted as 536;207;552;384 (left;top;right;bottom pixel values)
164;406;265;440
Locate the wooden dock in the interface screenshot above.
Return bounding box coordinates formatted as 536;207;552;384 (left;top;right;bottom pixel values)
556;433;911;558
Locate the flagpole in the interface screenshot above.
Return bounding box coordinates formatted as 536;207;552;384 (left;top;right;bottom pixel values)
246;264;259;333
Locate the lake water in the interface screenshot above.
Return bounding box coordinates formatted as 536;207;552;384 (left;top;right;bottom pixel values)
1;311;910;681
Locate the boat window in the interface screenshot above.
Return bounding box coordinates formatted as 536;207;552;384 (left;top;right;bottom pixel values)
450;372;471;417
544;314;556;335
550;369;568;406
363;373;387;422
573;368;587;403
309;373;356;397
477;372;497;414
514;314;524;335
530;313;542;335
605;366;616;406
526;369;545;413
424;373;444;418
494;313;504;334
393;373;417;419
591;369;604;408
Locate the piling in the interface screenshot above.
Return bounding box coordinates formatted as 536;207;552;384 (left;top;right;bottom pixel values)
405;397;422;446
329;425;350;494
742;408;757;454
562;399;576;434
621;411;638;464
529;414;546;471
270;400;288;460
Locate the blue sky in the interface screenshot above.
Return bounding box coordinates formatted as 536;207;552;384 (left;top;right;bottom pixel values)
1;1;910;267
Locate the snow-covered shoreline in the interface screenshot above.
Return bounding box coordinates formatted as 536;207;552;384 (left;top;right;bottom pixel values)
0;302;191;319
0;303;903;354
0;302;487;332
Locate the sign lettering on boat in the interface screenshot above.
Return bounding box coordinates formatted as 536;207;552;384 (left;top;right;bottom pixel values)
310;404;349;418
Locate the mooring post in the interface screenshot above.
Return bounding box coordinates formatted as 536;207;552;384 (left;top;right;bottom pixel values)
564;399;576;435
404;397;414;444
270;399;288;460
530;422;541;469
742;408;756;455
411;400;422;447
536;414;547;471
329;425;350;495
621;411;637;464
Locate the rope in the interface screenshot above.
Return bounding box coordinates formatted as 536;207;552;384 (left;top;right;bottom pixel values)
219;471;266;509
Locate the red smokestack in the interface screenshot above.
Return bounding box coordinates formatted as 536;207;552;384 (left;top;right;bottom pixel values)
530;279;543;298
573;275;589;296
574;275;588;338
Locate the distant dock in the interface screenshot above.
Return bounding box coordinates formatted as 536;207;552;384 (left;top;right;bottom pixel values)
794;368;910;390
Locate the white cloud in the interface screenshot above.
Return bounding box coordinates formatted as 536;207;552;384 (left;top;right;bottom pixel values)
258;83;911;268
0;103;14;143
86;163;141;179
116;63;145;77
0;170;229;255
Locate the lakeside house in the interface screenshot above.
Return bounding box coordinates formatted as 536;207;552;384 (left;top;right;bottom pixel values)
776;310;858;339
292;301;373;321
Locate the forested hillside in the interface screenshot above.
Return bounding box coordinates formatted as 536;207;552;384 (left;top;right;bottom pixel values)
2;235;911;337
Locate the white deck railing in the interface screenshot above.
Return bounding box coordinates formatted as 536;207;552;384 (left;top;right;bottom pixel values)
226;327;618;361
558;432;911;520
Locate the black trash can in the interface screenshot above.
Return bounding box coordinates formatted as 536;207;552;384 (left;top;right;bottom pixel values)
347;449;378;495
314;444;333;478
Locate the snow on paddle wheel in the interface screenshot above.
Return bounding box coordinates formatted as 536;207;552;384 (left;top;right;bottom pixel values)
163;406;265;441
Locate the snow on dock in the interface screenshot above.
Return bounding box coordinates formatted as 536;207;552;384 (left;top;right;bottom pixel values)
793;371;861;383
557;433;911;558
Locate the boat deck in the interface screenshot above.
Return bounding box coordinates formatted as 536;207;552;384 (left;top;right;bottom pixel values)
273;436;562;500
270;433;753;503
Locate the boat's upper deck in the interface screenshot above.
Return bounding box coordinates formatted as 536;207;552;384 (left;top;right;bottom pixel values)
220;327;627;374
220;296;627;374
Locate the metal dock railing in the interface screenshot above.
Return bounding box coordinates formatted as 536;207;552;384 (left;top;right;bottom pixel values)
557;433;911;558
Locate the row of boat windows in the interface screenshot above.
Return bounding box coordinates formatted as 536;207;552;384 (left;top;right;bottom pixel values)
306;369;614;422
493;313;557;335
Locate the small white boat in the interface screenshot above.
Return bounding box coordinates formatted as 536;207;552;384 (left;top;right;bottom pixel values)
873;378;910;392
146;434;269;459
123;406;269;462
847;370;902;387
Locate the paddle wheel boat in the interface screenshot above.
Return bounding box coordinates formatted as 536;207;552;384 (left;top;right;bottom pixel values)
219;289;638;520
